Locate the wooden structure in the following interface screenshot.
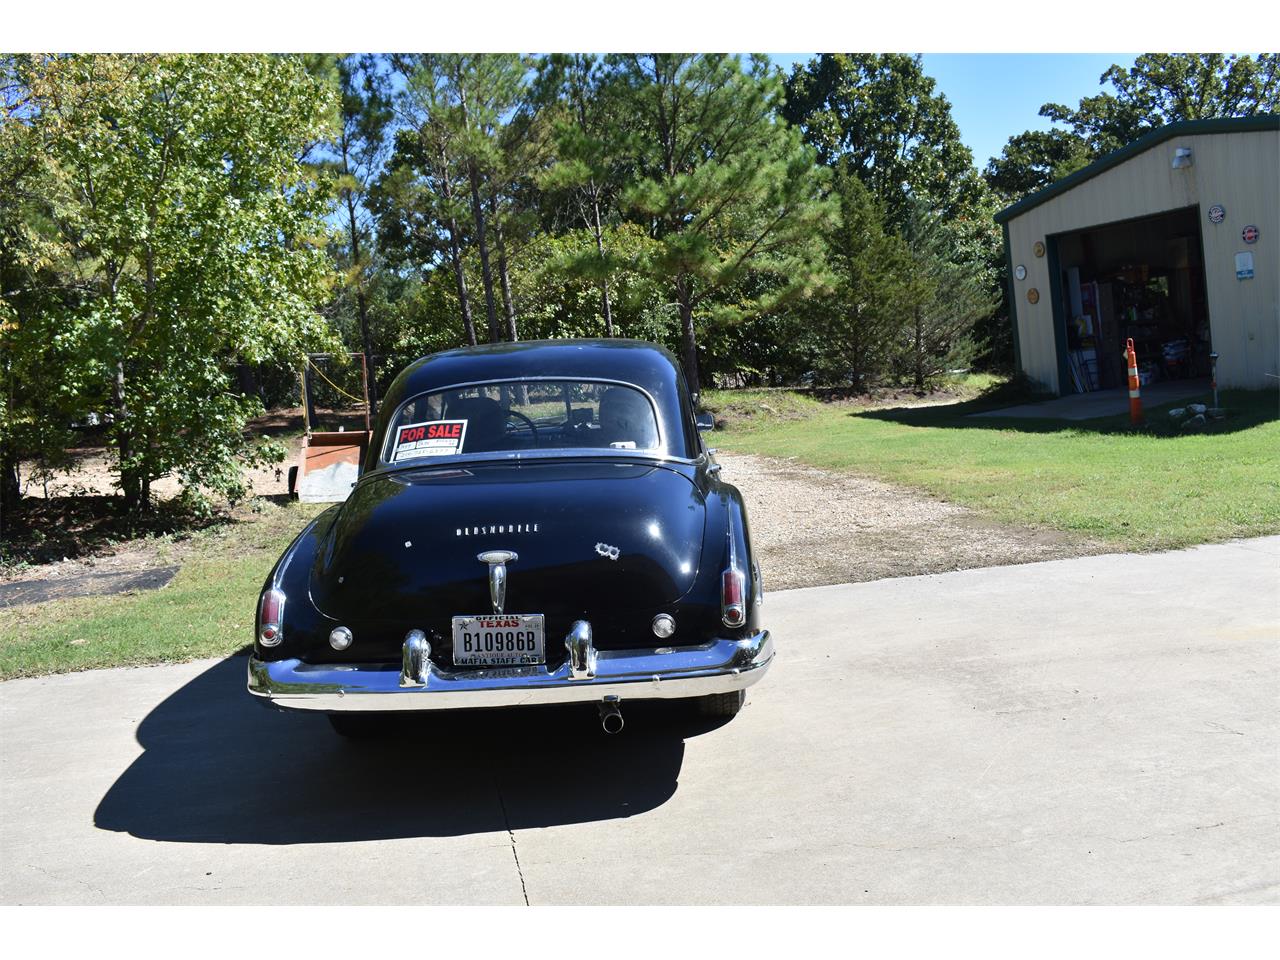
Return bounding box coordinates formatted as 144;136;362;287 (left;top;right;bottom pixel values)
289;353;373;503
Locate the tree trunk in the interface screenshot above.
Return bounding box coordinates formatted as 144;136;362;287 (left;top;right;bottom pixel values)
491;200;518;342
437;149;476;346
458;81;500;343
913;307;925;392
113;359;143;513
591;195;615;337
676;276;700;397
0;442;20;536
355;289;378;415
467;163;501;343
344;186;380;415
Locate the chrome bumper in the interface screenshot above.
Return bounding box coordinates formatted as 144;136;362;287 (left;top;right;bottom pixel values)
247;629;773;712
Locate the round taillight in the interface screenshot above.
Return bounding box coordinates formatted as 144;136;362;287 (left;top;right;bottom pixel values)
329;626;353;651
652;614;676;639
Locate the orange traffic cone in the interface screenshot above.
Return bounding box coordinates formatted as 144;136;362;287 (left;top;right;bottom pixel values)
1126;338;1144;425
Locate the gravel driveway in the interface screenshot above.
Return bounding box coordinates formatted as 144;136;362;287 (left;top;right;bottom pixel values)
718;451;1098;590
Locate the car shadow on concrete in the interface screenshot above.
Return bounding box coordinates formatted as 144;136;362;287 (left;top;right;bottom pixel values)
94;655;726;844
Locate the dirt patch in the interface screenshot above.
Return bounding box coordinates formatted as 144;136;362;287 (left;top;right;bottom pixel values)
718;451;1101;591
0;565;180;607
16;437;301;503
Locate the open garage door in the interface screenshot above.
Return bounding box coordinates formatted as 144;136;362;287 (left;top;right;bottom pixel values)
1049;206;1212;393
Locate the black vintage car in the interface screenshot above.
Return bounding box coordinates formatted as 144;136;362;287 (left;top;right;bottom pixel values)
248;339;772;735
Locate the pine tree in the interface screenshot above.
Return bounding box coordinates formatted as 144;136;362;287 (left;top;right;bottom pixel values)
612;54;833;395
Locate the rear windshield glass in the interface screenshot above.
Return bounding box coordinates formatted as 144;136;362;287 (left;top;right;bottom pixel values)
383;380;661;465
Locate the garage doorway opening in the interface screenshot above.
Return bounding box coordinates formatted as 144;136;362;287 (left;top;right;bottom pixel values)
1050;206;1212;393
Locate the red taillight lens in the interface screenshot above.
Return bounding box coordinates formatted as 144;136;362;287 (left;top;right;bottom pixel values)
721;568;746;628
258;588;285;647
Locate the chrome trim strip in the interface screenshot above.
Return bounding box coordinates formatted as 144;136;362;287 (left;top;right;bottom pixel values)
248;630;773;712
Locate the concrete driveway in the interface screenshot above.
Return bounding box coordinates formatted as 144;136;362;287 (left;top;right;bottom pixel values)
2;538;1276;905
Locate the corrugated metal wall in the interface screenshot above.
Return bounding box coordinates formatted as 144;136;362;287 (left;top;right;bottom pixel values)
1006;129;1279;392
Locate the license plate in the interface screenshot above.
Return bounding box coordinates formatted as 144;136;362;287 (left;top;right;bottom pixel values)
451;614;545;666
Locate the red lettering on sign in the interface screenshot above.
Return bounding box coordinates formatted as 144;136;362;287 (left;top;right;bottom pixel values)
399;426;426;443
428;423;463;439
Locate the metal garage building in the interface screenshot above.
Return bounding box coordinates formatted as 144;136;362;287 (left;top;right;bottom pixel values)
996;116;1278;394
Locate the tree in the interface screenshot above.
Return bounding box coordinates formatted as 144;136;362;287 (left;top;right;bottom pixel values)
807;166;910;387
783;53;985;228
324;54;392;413
1;55;85;526
895;201;999;391
983;128;1093;201
383;56;478;346
2;54;339;513
387;54;530;345
534;53;635;337
1040;53;1280;156
612;54;834;395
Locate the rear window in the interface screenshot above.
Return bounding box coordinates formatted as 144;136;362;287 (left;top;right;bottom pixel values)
383;379;662;465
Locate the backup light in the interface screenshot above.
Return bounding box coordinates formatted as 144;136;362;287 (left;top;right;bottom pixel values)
329;626;353;651
652;614;676;639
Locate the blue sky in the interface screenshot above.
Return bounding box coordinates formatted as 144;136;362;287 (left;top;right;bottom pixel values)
771;53;1138;168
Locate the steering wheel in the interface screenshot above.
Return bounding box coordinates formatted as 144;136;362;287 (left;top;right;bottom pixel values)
505;410;539;446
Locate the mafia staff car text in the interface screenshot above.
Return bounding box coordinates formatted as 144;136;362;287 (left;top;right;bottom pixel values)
248;339;772;735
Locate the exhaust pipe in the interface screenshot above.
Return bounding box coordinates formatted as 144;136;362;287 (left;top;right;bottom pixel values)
598;696;624;735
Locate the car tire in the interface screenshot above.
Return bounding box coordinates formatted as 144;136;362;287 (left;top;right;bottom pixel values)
697;690;745;718
327;713;389;738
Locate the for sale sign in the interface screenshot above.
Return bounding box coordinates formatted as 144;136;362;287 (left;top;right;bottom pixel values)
392;420;468;461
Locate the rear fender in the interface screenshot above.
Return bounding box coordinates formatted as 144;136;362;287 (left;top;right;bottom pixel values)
255;505;342;660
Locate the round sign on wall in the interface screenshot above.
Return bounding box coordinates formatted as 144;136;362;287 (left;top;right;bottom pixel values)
1208;204;1226;224
1033;241;1045;258
1014;264;1027;281
1027;288;1040;304
1242;224;1260;244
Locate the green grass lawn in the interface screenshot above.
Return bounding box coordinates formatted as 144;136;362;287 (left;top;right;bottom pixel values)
0;500;326;680
706;384;1280;549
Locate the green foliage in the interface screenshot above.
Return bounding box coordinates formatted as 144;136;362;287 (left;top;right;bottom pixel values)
1041;53;1280;156
512;223;674;344
611;54;835;393
783;54;987;228
803;168;911;387
990;54;1280;208
894;200;1000;390
782;53;1006;377
984;128;1093;201
1;54;340;512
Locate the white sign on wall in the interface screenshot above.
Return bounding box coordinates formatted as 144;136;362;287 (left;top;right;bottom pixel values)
1235;251;1254;280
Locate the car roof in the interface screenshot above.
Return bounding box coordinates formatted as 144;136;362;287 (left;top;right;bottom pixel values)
371;338;699;466
385;339;684;400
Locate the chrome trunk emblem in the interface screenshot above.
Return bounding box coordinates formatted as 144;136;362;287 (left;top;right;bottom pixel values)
477;550;518;614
